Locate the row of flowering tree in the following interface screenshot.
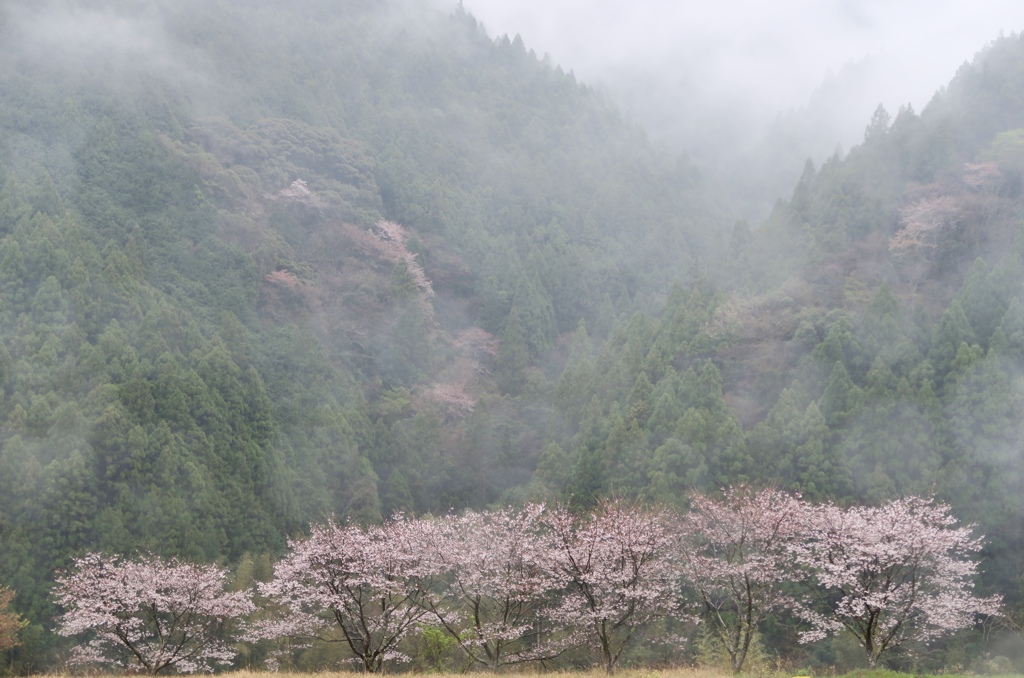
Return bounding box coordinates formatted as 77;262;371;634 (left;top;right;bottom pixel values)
53;554;255;674
53;491;1001;674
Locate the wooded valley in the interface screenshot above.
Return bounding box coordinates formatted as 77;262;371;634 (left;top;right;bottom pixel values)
2;0;1024;673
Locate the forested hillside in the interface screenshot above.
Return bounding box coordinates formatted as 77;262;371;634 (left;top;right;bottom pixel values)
542;31;1024;611
0;0;725;668
1;0;1024;672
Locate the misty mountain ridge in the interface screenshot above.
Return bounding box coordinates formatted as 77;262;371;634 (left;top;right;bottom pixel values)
1;0;1024;671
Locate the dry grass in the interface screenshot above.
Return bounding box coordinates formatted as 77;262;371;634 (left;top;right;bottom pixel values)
216;670;734;678
41;674;723;678
41;670;996;678
210;671;996;678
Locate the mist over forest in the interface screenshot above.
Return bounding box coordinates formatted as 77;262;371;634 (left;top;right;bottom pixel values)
1;0;1024;673
462;0;1021;220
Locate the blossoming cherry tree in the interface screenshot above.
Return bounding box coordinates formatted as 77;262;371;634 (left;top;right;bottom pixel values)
54;553;254;674
790;497;1001;668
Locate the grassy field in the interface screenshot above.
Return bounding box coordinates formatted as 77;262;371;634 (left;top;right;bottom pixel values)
221;672;731;678
29;671;1024;675
37;670;1024;678
179;670;1024;678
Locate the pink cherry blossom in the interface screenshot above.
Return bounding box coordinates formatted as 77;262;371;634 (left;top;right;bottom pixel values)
788;496;1001;668
681;485;805;673
53;553;254;674
542;500;692;674
253;515;445;673
421;505;569;669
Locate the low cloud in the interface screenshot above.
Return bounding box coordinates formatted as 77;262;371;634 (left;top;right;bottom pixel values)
1;1;208;91
457;0;1021;153
7;2;169;64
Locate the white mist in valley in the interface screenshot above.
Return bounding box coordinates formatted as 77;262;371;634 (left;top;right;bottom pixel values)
455;0;1023;218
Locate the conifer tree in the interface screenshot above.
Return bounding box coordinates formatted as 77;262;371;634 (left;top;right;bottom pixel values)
929;300;979;381
496;307;530;394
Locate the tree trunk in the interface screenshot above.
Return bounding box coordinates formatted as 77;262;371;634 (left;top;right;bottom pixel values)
864;632;879;670
596;619;616;674
731;650;746;674
732;625;752;673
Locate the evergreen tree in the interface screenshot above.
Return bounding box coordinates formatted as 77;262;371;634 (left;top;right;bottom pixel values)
496;307;530;394
929;300;979;383
956;258;1008;347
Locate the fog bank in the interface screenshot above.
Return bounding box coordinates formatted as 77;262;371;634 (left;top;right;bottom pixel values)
456;0;1022;218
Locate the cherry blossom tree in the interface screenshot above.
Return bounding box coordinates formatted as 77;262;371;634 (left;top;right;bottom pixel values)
543;500;689;674
681;486;805;673
424;505;568;669
369;220;433;298
790;496;1002;668
53;553;254;674
0;586;27;653
254;516;444;673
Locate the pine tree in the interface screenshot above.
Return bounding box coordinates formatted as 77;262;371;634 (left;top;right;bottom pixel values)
818;361;863;428
929;300;979;382
554;320;595;426
993;296;1024;360
859;283;921;373
496;306;530;394
812;316;864;380
509;274;556;359
956;258;1007;347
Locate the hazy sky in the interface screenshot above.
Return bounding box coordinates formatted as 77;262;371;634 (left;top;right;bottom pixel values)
457;0;1023;151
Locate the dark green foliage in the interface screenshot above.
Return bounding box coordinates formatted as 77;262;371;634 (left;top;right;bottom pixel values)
496;307;531;394
0;0;1023;672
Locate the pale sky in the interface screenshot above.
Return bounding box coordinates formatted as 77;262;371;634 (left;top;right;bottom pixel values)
456;0;1023;152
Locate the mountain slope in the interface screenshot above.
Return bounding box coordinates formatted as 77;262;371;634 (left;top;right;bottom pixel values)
535;31;1024;620
0;0;729;662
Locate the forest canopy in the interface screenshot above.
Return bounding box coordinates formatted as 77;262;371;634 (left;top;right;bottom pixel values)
0;0;1023;673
